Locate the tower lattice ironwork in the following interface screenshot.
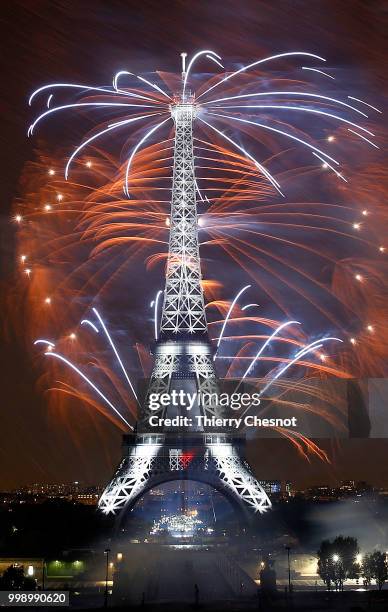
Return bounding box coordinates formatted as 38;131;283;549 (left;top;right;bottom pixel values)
99;68;271;520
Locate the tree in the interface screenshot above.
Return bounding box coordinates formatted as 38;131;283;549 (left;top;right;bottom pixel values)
361;554;373;587
317;536;359;591
362;551;388;591
0;565;36;591
317;540;334;590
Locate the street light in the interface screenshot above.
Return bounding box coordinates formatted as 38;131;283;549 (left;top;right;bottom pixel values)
42;559;46;590
285;546;292;593
104;548;111;608
332;554;342;592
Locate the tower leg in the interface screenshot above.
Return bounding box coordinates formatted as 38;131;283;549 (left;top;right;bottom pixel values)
99;440;162;515
99;435;271;517
207;442;271;514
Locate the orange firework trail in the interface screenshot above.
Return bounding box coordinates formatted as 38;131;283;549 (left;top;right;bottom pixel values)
10;50;387;459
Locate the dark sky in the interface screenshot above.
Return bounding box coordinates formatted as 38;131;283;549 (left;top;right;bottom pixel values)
0;0;387;490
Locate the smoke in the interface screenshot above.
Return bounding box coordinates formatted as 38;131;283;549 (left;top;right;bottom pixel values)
305;497;388;551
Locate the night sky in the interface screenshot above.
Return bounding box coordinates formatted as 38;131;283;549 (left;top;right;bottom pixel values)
0;0;387;490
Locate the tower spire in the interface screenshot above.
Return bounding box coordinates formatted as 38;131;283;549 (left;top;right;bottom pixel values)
181;52;187;83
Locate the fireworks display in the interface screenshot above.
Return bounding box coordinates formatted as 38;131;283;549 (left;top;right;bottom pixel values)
11;49;387;462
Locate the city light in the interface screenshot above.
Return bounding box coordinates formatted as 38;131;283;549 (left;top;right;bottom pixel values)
151;513;204;537
44;204;52;211
45;297;51;305
15;214;22;223
332;554;339;562
355;274;363;282
48;168;55;176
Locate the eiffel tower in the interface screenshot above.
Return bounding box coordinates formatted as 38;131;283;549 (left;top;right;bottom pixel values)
98;57;271;522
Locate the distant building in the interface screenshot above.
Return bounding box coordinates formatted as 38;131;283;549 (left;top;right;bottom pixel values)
284;481;292;497
339;480;356;494
75;493;99;506
258;481;281;495
257;481;292;498
305;485;337;500
0;483;103;505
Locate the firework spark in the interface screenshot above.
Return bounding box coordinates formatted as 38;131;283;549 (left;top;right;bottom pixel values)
27;49;380;195
13;50;385;459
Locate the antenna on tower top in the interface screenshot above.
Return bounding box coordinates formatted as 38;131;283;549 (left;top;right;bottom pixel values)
181;52;187;81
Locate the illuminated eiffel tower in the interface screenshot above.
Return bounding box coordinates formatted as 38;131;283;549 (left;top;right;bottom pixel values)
99;56;271;521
